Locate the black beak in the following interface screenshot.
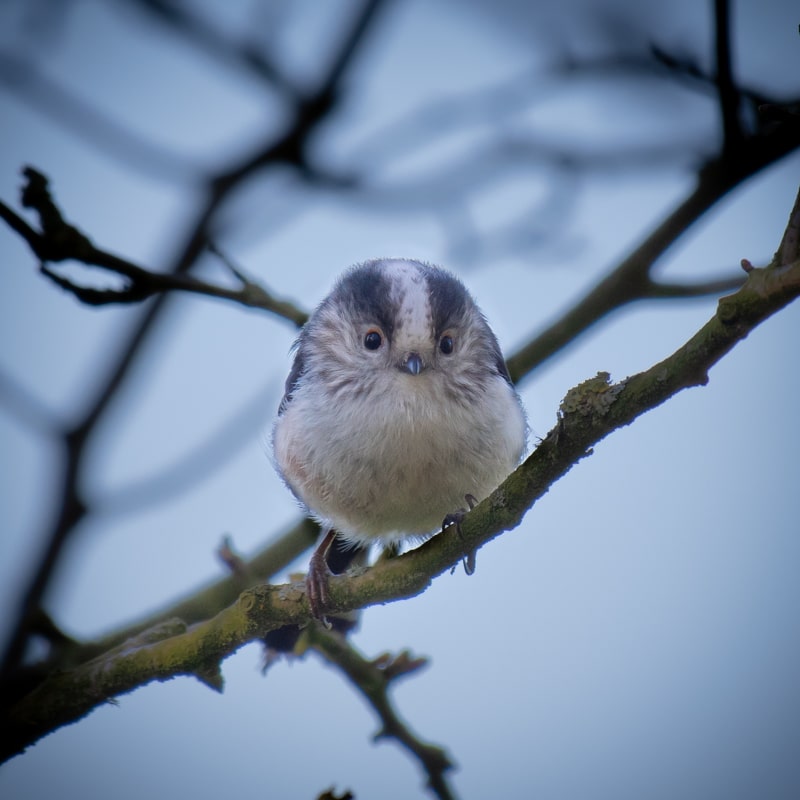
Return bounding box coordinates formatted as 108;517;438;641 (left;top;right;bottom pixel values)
400;352;423;375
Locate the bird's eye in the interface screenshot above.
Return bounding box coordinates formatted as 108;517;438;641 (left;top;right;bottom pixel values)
364;329;383;350
439;335;454;355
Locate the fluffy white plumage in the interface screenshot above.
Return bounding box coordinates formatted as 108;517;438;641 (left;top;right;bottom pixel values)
273;258;526;549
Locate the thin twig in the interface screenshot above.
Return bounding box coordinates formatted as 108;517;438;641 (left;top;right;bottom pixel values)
644;274;745;298
3;169;309;324
307;626;457;800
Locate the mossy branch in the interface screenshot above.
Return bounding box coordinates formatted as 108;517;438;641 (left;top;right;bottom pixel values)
72;518;320;664
4;183;799;762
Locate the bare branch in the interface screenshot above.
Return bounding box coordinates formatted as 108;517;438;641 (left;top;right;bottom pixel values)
644;273;745;299
506;117;800;382
0;196;42;249
777;188;800;266
97;379;278;515
307;627;456;800
216;535;250;580
2;166;310;324
208;243;309;326
120;0;295;96
52;517;320;670
0;369;61;434
0;52;201;183
713;0;744;153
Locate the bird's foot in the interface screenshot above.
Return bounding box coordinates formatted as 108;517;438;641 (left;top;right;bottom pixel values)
306;529;336;624
442;493;479;575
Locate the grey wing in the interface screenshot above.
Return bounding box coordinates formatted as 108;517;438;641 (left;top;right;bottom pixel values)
495;348;514;386
484;325;514;387
278;348;305;416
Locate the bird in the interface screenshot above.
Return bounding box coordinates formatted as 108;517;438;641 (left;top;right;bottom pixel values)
272;258;527;619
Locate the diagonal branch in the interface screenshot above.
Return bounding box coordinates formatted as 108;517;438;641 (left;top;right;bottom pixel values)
0;51;201;183
5;184;799;760
65;518;321;667
121;0;295;95
506;116;800;382
0;369;61;434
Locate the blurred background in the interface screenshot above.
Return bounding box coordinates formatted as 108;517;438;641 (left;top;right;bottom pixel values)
1;1;799;798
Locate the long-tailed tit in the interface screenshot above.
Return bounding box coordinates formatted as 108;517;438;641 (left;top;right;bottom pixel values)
273;258;526;618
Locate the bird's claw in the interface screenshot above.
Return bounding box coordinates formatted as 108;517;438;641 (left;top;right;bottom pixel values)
305;560;331;626
442;493;479;575
306;529;336;626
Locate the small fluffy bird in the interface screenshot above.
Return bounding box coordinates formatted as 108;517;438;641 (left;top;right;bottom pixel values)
272;258;526;617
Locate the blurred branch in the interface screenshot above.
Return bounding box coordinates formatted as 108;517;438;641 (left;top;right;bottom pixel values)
0;167;308;324
0;368;61;434
0;518;320;709
97;377;280;515
345;53;705;173
713;0;743;154
327;42;798;275
5;183;800;760
0;51;201;183
506;111;800;381
507;179;716;381
0;0;388;688
778;196;800;267
344;38;795;191
306;627;456;800
121;0;295;97
74;517;320;665
644;274;744;299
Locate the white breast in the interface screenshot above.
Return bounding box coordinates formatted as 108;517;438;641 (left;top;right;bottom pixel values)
274;367;525;545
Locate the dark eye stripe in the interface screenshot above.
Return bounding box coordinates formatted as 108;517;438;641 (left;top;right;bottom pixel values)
335;261;396;342
422;265;469;337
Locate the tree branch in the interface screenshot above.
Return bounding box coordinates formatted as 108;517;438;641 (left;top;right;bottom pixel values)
0;51;201;183
714;0;743;155
1;169;309;326
35;518;319;675
0;368;61;434
306;627;456;800
97;378;281;515
121;0;295;96
644;273;745;298
5;184;798;760
506;116;800;381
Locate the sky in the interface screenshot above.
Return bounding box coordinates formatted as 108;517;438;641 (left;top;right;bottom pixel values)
1;1;799;798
